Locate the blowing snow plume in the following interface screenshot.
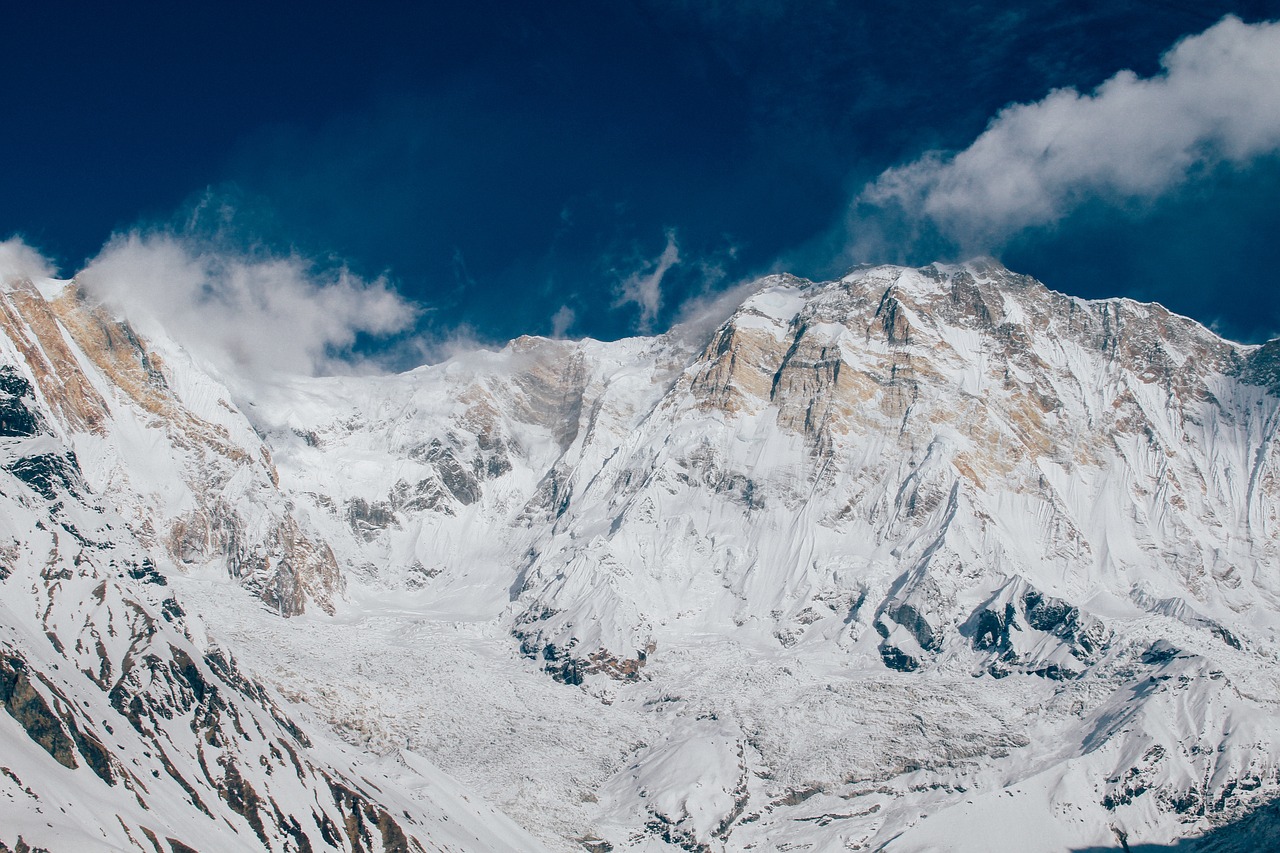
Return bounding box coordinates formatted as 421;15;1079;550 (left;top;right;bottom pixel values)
848;15;1280;259
0;236;57;285
77;232;417;382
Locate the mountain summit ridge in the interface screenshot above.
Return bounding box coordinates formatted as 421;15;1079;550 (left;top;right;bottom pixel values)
3;261;1280;850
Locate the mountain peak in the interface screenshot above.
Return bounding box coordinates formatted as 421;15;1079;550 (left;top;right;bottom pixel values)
4;257;1280;850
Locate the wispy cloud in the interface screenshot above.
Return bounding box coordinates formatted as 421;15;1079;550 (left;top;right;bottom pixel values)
849;15;1280;258
549;305;576;338
77;231;417;382
613;230;681;333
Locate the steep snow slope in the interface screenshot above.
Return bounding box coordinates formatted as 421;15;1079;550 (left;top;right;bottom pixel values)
240;262;1280;850
0;277;342;617
0;278;548;852
4;261;1280;851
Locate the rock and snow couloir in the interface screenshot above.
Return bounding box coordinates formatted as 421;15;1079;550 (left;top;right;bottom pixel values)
3;259;1280;851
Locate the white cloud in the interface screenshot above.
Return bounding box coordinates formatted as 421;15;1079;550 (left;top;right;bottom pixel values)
549;305;576;338
0;237;57;286
857;15;1280;252
77;232;417;381
614;230;680;332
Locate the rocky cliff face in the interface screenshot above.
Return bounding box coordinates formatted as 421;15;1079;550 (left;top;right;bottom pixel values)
0;279;341;617
4;261;1280;851
490;261;1278;680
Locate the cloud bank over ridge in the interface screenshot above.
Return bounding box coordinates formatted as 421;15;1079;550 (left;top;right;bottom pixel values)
77;232;417;381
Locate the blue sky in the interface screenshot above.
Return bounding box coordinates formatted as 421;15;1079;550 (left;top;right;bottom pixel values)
4;1;1280;368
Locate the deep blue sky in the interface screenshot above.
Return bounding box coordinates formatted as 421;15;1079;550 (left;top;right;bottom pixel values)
4;1;1280;349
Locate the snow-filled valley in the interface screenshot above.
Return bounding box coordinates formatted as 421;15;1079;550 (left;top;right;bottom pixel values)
4;260;1280;851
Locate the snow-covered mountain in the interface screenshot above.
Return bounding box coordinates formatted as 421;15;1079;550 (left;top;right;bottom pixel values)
0;277;546;852
3;260;1280;851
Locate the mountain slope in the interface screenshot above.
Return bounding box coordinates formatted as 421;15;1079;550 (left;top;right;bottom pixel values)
245;261;1280;850
0;277;548;852
4;260;1280;850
